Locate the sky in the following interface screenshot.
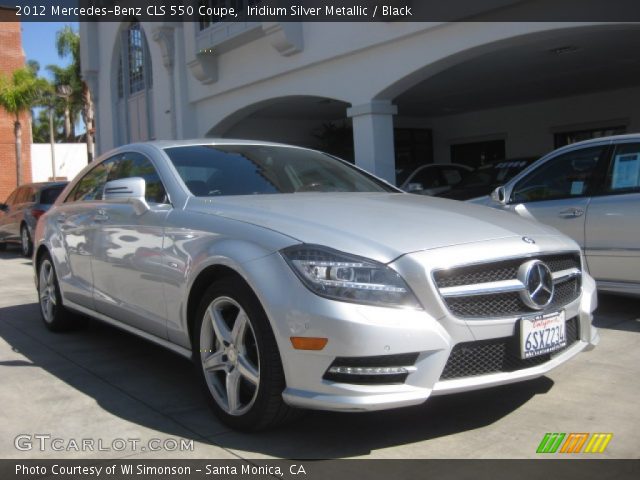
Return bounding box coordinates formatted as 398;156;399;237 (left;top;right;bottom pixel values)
21;22;77;79
20;21;83;132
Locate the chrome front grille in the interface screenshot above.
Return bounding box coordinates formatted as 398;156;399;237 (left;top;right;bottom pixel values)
433;253;581;319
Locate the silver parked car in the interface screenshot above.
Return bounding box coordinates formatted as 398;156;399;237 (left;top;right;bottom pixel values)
0;182;68;256
478;134;640;297
34;140;599;431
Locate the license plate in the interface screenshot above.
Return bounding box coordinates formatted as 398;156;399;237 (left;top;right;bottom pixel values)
520;311;566;359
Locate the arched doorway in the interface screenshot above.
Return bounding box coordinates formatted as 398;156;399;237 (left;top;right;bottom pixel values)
207;95;353;160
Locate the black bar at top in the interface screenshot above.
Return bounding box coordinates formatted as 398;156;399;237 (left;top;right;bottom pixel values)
4;0;640;22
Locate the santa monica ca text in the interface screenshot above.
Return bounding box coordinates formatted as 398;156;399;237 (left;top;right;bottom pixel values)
16;464;307;476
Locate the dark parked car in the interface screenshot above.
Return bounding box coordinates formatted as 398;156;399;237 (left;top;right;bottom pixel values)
0;182;68;256
437;158;536;201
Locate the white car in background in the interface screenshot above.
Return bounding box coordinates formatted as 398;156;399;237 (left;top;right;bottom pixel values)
479;134;640;296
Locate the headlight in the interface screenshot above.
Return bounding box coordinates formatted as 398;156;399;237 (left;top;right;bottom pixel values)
281;245;422;309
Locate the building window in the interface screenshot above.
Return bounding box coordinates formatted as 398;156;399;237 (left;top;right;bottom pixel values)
127;21;147;94
114;20;154;144
117;56;123;98
554;125;626;148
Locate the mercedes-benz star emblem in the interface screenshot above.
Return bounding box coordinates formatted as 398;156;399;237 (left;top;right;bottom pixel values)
522;236;535;244
517;260;554;309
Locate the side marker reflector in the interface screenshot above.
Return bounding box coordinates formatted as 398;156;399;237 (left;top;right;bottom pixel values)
290;337;328;350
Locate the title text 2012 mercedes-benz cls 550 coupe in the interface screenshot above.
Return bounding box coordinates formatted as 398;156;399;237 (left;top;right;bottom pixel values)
33;140;599;431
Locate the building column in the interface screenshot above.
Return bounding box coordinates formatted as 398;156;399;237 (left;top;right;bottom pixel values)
152;25;177;139
347;100;397;183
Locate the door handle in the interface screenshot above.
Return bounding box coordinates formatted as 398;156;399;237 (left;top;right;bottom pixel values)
558;208;584;218
93;209;109;222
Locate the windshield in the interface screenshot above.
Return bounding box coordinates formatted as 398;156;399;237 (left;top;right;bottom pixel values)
164;145;396;196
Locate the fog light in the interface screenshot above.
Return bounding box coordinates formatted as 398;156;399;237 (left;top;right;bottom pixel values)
327;366;411;375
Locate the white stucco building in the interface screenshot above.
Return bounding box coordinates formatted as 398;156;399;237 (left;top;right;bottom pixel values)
80;8;640;184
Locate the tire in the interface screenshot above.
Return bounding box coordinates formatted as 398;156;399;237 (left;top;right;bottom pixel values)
20;224;33;257
37;253;84;332
0;242;6;251
194;277;299;431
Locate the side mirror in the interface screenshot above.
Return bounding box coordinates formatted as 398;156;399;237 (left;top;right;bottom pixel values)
406;182;423;193
103;177;150;215
491;186;507;205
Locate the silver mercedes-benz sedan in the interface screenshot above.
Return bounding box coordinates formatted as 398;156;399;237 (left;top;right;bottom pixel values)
33;140;599;431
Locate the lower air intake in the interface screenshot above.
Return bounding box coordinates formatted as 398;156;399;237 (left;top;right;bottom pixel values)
440;316;579;380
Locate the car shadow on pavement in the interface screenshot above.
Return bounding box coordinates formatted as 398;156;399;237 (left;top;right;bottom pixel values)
592;294;640;333
0;302;555;459
0;247;32;265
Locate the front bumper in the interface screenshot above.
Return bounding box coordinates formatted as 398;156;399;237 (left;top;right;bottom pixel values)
242;239;598;412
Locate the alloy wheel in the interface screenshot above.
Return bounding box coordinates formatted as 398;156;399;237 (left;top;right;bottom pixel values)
199;296;260;416
39;259;57;323
21;227;30;256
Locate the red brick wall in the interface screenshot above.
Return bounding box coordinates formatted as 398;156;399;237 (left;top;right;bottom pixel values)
0;8;32;202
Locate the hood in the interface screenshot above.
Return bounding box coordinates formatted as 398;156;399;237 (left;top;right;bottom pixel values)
186;193;562;263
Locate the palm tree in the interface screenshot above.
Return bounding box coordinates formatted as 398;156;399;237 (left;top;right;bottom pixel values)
46;63;81;140
53;25;95;161
0;67;49;186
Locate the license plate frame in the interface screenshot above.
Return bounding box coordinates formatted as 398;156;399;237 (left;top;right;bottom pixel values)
520;311;566;359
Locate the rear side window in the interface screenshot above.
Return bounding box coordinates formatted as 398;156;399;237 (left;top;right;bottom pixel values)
24;187;36;202
412;168;442;189
442;167;465;185
606;143;640;193
39;186;66;205
511;147;605;203
14;187;28;204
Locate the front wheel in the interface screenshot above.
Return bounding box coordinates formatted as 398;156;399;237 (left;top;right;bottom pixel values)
21;224;33;257
194;277;299;431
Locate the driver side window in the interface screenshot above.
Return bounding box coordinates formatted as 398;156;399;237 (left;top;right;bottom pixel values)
65;157;119;203
511;146;604;203
108;152;168;204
